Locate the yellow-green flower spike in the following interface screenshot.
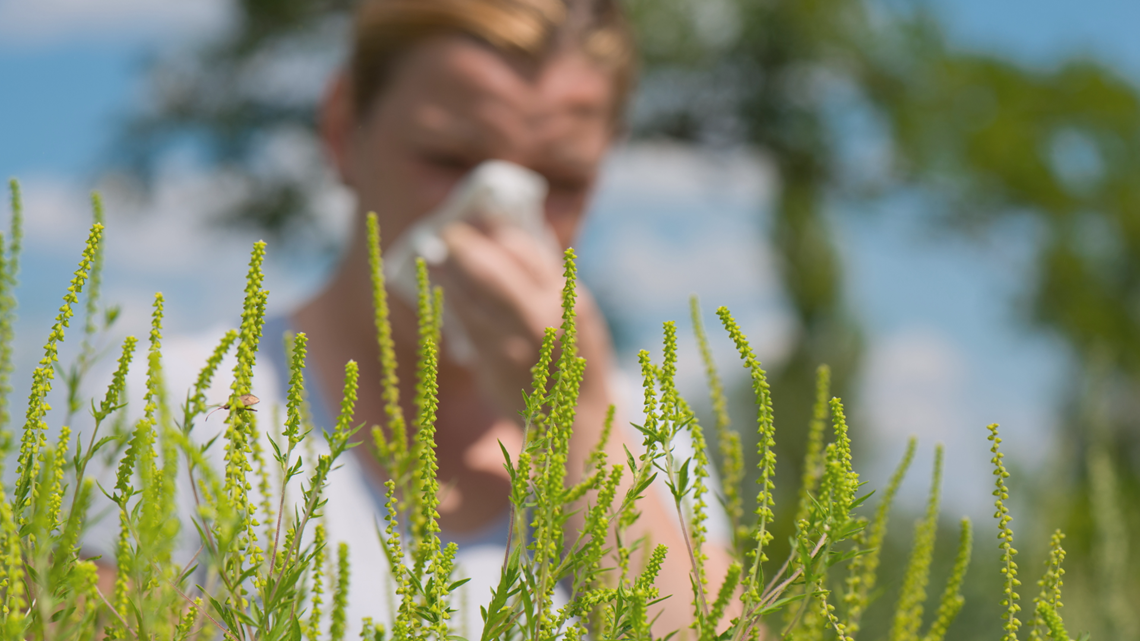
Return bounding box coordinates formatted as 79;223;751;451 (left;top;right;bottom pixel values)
844;436;915;635
635;544;669;593
819;397;859;529
97;336;138;422
988;424;1021;641
432;285;444;349
334;360;360;443
174;598;201;641
308;523;328;641
249;418;275;570
366;213;408;469
547;249;583;481
709;561;742;628
1035;602;1069;641
795;365;832;527
690;297;744;550
586;404;615;474
224;242;268;529
1086;443;1137;640
817;585;855;641
284;331;308;448
110;506;133;636
716;306;776;597
657;322;714;625
413;334;442;566
890;444;943;641
530;327;558;401
413;256;434;432
576;463;622;594
429;541;459;638
188;329;237;422
14;221;102;513
1028;530;1066;641
379;479;414;641
330;542;351;641
637;350;660;445
922;518;972;641
0;494;25;635
558;248;579;359
0;179;24;456
44;425;71;534
73;191;106;408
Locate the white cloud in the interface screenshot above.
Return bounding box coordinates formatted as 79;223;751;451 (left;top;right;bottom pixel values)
857;328;1032;519
0;0;231;47
862;328;967;442
858;330;963;514
13;165;351;336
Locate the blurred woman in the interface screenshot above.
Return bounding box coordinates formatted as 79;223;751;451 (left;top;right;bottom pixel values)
265;0;732;635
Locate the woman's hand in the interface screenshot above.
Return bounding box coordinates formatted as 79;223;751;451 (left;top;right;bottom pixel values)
433;220;740;638
434;221;613;417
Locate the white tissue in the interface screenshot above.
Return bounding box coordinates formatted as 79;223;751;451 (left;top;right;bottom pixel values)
383;160;555;363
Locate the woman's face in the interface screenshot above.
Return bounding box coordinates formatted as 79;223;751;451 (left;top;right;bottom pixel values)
329;34;617;249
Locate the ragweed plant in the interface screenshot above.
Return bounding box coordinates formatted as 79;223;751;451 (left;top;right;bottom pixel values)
0;181;1096;641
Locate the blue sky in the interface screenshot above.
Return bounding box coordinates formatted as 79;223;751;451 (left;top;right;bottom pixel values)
1;0;1138;514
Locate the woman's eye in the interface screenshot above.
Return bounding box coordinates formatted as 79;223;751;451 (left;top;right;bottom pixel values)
547;178;589;195
422;152;474;172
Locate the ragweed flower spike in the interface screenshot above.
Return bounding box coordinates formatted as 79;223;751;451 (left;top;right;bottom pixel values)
0;179;24;451
14;220;101;512
988;424;1021;641
187;329;238;423
1035;602;1070;641
843;436;916;636
366;213;408;468
795;365;832;527
307;523;328;641
890;444;943;641
1028;530;1066;641
690;297;744;548
330;542;351;641
716;306;776;599
823;397;859;527
282;332;307;448
74;191;107;402
922;518;973;641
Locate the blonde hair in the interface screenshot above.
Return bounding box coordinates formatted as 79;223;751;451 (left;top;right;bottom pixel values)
350;0;636;120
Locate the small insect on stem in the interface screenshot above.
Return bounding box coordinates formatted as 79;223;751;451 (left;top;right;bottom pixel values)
205;394;261;421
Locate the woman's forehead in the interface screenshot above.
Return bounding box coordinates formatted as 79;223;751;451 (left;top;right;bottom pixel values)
377;35;613;165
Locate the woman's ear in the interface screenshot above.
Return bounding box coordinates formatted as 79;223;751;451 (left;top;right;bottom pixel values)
320;71;356;187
